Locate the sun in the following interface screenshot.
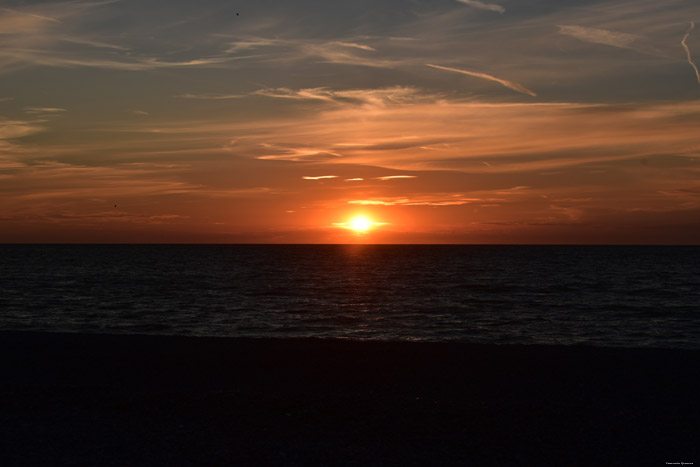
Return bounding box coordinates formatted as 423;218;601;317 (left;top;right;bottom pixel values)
350;215;372;232
332;214;386;234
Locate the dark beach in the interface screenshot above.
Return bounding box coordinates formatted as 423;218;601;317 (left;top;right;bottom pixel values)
1;331;698;466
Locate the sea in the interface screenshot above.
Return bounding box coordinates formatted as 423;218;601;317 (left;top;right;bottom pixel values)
1;244;698;348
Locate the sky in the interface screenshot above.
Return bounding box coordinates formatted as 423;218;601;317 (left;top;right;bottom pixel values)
1;0;700;244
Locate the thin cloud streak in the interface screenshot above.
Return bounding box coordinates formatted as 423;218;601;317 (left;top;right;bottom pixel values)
349;195;475;206
427;64;536;97
375;175;418;180
175;93;246;100
0;9;62;24
558;25;639;50
0;49;234;73
253;86;439;107
333;42;376;52
24;107;67;114
681;22;700;85
456;0;505;14
300;42;398;68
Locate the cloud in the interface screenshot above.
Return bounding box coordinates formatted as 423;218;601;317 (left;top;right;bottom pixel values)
0;7;61;34
131;110;150;116
302;175;338;180
224;39;282;54
0;2;240;74
99;94;700;178
300;42;398;68
427;64;536;97
375;175;417;180
24;107;67;114
2;52;233;72
254;87;338;103
348;194;479;206
2;163;203;205
223;36;397;69
345;178;364;181
681;22;700;86
254;143;342;161
58;37;129;51
188;187;284;198
456;0;505;14
175;93;246;100
558;25;639;50
333;42;376;52
211;94;700;174
0;119;45;140
7;210;191;225
253;86;440;107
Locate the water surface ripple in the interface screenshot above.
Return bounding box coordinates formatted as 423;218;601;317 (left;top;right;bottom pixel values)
1;245;698;348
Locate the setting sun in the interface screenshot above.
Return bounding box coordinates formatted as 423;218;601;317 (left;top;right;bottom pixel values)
350;216;372;232
332;215;387;234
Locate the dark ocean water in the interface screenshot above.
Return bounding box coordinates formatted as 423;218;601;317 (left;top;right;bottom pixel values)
1;245;699;348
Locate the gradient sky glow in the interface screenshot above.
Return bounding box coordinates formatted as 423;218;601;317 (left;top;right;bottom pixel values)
2;0;700;243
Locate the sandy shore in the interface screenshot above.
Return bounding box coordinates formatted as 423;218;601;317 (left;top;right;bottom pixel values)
1;331;698;466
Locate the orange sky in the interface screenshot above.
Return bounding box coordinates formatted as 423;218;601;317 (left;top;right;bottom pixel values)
2;0;700;243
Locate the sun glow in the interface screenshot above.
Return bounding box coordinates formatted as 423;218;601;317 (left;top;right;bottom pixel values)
350;215;372;232
332;215;385;234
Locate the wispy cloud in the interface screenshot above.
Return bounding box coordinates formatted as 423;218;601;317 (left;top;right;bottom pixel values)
349;194;478;206
24;107;67;115
427;64;536;97
345;178;364;181
254;143;342;161
2;52;233;72
333;42;376;52
254;87;338;103
3;210;190;225
375;175;417;180
558;25;639;50
58;37;129;51
224;39;282;54
682;22;700;85
223;36;396;69
300;42;397;68
175;93;246;100
0;119;45;140
456;0;505;14
302;175;338;180
0;6;61;34
253;86;438;107
210;95;700;174
0;2;240;74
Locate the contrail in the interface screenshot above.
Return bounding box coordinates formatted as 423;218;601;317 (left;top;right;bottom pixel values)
681;22;700;85
427;64;536;96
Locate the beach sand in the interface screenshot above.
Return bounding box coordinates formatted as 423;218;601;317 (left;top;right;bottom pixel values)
1;331;698;466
